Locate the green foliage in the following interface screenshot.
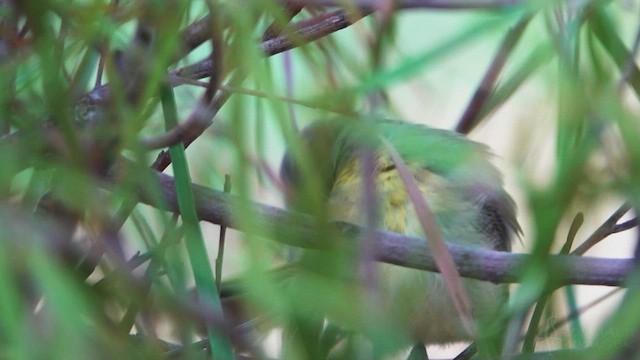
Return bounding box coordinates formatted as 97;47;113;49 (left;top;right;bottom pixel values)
0;0;639;359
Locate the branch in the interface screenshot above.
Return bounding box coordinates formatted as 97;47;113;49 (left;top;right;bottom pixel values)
149;9;368;170
572;203;635;256
455;14;533;134
172;9;368;82
136;170;635;287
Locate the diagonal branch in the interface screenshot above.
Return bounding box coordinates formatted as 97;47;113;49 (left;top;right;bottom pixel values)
455;14;533;134
135;170;635;287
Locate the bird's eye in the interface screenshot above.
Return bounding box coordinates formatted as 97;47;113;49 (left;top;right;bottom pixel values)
380;164;396;173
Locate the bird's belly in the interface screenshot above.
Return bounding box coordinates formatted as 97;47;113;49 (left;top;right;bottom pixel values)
380;263;505;344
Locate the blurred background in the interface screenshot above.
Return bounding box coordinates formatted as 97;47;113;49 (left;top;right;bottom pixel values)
1;0;639;359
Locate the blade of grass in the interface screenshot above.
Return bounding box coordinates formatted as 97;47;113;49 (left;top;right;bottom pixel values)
479;42;554;120
589;6;640;99
215;174;232;291
29;246;98;359
564;285;586;348
356;13;516;94
0;241;28;358
160;84;234;360
382;138;475;336
522;212;583;352
119;216;180;333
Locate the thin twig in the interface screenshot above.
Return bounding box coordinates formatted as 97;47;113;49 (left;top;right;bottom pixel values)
455;14;533;134
478;43;554;119
589;6;640;99
150;9;368;171
572;203;634;256
150;73;240;171
522;213;584;353
173;9;370;82
140;81;357;150
617;6;640;91
119;216;180;333
538;288;623;338
453;343;476;360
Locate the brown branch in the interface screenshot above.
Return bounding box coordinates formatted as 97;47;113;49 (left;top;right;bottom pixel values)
178;14;214;59
149;75;240;171
6;11;360;172
150;9;368;171
75;2;520;152
572;203;635;256
173;0;521;46
204;1;224;102
135;170;635;287
173;9;368;82
262;2;305;41
78;8;364;112
455;14;533;134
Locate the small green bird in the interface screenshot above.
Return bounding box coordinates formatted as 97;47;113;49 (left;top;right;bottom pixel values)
280;117;519;348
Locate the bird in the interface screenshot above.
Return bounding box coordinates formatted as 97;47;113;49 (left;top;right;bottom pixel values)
279;117;520;356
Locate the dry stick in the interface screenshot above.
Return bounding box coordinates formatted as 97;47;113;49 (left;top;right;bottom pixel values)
455;14;533;134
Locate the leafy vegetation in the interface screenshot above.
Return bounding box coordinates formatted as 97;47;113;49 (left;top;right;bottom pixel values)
0;0;639;359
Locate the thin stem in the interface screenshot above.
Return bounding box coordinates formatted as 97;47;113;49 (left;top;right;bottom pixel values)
455;14;533;134
572;203;633;256
215;174;232;291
